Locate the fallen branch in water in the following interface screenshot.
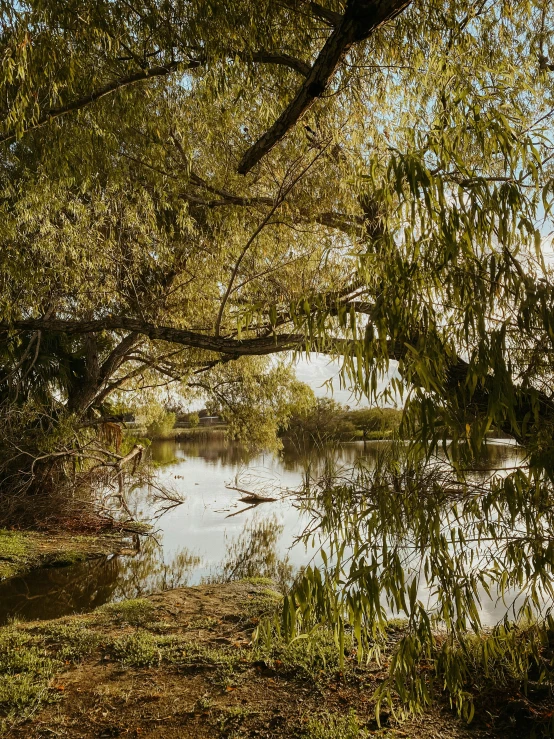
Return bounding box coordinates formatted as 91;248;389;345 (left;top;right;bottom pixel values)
226;485;277;503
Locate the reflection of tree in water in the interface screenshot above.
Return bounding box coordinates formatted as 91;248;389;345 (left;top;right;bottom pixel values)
110;538;201;600
0;539;201;625
0;513;294;625
151;439;256;467
207;513;294;593
279;440;387;484
149;439;181;465
0;556;123;624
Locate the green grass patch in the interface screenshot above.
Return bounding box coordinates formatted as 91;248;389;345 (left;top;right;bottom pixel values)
305;710;367;739
185;616;220;630
45;550;88;567
107;630;245;684
96;598;157;626
0;627;61;728
254;625;355;681
0;529;133;580
217;704;253;732
0;530;37;579
111;630;163;667
35;622;101;663
240;587;283;622
240;576;276;587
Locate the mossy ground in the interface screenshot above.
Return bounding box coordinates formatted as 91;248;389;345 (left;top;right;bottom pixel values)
0;529;134;581
0;581;525;739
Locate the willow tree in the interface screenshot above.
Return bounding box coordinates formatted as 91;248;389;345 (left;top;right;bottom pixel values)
0;2;550;476
2;0;554;717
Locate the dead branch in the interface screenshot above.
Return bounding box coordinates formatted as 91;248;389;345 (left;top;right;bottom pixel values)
226;485;277;502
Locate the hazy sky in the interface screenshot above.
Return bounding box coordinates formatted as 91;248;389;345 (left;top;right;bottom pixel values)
293;353;399;407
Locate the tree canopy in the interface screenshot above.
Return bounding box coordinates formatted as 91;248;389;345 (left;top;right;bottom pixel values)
0;0;552;455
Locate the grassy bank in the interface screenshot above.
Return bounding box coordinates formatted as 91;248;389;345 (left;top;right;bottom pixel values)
0;530;136;581
170;425;228;441
0;580;536;738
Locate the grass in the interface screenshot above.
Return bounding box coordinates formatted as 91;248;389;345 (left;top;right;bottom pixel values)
306;711;367;739
0;581;525;739
0;604;250;726
217;704;253;734
184;616;220;630
239;585;282;622
254;624;355;682
35;622;101;663
111;630;164;667
0;627;62;731
96;598;157;626
0;531;37;579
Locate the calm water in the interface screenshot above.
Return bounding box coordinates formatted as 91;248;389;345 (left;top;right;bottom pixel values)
0;439;524;625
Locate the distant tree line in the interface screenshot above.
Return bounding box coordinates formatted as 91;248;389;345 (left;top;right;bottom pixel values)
284;398;402;444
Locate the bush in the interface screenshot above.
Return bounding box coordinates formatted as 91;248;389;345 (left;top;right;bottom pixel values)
146;411;176;439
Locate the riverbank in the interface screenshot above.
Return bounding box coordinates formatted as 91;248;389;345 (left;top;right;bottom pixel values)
0;580;540;739
0;529;137;581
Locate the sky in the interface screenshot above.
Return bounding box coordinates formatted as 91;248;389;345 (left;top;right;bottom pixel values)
293;353;399;408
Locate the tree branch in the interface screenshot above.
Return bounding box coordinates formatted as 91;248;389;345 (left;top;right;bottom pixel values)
0;48;313;147
0;60;196;145
237;0;412;174
282;0;343;27
307;1;343;26
249;51;311;77
1;318;306;356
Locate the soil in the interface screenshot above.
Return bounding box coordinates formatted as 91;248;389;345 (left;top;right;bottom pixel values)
0;581;534;739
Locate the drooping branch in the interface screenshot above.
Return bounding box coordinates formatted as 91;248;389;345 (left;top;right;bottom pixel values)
0;61;191;144
237;0;412;174
4;299;552;444
0;49;311;146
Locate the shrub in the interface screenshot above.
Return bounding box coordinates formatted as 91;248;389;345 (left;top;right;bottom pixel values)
146;411;176;439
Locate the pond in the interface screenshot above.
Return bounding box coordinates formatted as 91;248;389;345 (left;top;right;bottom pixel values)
0;438;524;626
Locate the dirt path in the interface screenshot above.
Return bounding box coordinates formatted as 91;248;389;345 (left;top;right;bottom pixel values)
0;582;526;738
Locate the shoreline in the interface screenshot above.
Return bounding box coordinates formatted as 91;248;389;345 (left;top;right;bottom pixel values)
0;528;139;582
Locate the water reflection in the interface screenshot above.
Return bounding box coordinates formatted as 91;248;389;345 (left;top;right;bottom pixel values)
207;513;294;593
0;514;293;624
0;540;202;624
153;438;257;467
295;440;533;628
0;439;524;625
0;557;122;623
